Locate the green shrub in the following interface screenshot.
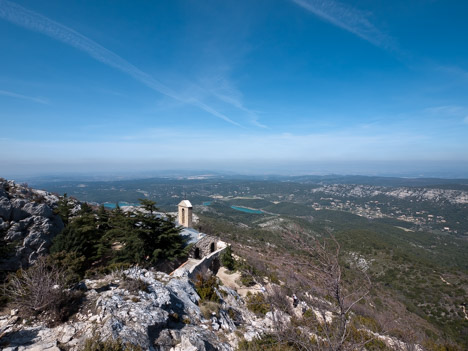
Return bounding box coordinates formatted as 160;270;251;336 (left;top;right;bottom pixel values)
49;251;87;284
221;246;236;270
240;273;256;287
237;334;296;351
246;292;269;317
81;335;143;351
194;273;219;302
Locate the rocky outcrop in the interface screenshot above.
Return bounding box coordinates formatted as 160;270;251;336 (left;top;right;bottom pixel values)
0;268;264;350
0;179;67;271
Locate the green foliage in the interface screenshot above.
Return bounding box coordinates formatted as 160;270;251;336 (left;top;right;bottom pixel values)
352;315;380;333
81;335;143;351
221;245;236;270
246;292;269;317
138;199;158;214
54;194;74;226
51;201;186;277
51;210;100;265
240;273;256;287
49;251;87;284
0;238;19;263
237;334;296;351
423;340;464;351
347;326;390;351
194;273;219;302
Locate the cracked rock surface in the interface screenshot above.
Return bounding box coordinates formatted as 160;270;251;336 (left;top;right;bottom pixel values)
0;179;68;271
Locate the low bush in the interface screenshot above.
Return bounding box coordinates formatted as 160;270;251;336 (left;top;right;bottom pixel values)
237;334;296;351
81;335;143;351
200;301;220;319
194;273;219;302
240;273;256;287
246;292;270;317
4;256;82;323
121;277;149;294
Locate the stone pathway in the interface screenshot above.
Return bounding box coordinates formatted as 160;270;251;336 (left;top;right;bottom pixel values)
216;267;263;297
171;258;201;277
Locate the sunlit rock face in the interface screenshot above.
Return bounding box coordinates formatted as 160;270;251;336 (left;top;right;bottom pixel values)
0;179;69;271
0;268;239;351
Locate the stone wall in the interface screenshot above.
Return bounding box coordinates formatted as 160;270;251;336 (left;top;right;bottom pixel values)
188;242;228;280
189;235;219;259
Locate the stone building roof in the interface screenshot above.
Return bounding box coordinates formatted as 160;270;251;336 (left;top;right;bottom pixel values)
178;200;192;208
180;227;204;244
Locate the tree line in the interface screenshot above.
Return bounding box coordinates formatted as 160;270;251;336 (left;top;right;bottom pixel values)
51;196;188;280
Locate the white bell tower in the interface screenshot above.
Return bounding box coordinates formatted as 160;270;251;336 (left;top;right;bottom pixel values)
178;200;192;227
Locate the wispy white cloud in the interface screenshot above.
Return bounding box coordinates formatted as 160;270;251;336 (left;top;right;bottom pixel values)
211;91;267;129
0;0;241;126
434;65;468;80
424;105;468;125
424;105;464;115
199;74;268;128
291;0;394;50
0;89;47;104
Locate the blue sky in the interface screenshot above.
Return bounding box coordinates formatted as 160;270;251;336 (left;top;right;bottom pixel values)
1;0;467;177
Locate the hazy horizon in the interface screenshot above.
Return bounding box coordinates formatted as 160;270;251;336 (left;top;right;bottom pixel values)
3;159;468;182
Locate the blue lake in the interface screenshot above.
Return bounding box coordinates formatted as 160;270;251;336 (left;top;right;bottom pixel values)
103;202;140;209
202;201;212;206
230;205;263;214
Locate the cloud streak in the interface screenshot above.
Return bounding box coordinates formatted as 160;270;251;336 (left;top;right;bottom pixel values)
200;74;267;128
291;0;394;50
0;89;47;104
0;0;241;126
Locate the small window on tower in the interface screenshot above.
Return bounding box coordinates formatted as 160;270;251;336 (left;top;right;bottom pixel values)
182;208;185;225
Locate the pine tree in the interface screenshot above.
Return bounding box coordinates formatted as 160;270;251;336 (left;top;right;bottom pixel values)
51;210;99;265
221;245;235;270
139;199;158;214
54;194;74;226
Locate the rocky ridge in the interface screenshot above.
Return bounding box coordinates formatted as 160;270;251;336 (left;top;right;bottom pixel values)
0;179;78;271
312;184;468;204
0;267;278;351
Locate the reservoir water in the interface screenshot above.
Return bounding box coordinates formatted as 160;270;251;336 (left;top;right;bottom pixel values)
230;205;263;214
103;202;140;209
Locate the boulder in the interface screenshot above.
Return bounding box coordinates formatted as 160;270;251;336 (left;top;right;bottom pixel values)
5;223;24;242
166;277;201;320
23;217;57;250
10;199;28;222
22;202;54;218
0;197;12;220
